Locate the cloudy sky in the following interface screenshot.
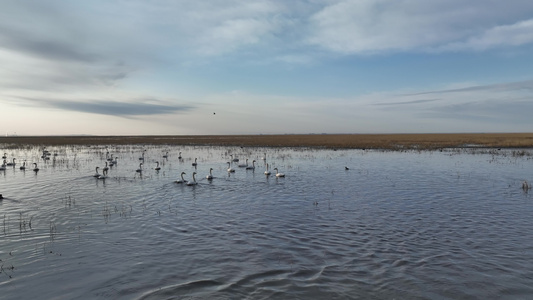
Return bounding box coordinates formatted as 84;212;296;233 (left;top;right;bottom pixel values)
2;0;533;136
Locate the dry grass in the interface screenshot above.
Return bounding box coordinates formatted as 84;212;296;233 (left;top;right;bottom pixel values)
2;133;533;150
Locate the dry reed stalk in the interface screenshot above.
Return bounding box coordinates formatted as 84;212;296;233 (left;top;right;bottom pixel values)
1;133;533;149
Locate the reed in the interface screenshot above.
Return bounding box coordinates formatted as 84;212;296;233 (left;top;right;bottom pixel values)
2;133;533;149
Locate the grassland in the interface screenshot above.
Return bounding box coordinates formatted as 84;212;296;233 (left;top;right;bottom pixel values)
2;133;533;150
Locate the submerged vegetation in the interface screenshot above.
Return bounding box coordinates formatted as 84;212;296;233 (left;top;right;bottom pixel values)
1;133;533;150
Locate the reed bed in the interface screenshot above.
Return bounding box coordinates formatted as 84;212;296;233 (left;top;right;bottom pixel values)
2;133;533;149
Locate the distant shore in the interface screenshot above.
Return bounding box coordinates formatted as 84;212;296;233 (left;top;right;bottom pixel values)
2;133;533;150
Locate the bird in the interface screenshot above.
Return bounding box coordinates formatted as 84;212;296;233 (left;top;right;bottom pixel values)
345;166;350;170
274;168;285;177
227;162;235;173
238;159;248;168
264;163;271;176
139;151;145;161
261;153;267;161
6;158;15;167
522;180;531;191
155;161;161;171
136;163;143;173
98;169;108;180
0;160;6;171
192;158;198;167
206;168;214;180
246;160;256;170
93;167;101;177
163;152;168;158
33;163;39;172
231;155;239;162
175;172;187;184
178;152;182;160
1;153;6;159
103;161;109;172
19;161;26;170
186;172;198;186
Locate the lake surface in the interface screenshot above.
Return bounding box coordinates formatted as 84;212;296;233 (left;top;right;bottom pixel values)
1;145;533;299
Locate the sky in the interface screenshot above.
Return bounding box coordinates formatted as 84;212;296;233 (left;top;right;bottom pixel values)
1;0;533;136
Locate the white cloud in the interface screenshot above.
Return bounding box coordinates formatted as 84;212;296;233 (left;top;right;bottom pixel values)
306;0;533;54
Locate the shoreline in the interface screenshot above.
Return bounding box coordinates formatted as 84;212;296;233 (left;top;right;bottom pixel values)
2;133;533;150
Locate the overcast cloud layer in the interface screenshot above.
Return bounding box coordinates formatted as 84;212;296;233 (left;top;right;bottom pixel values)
1;1;533;135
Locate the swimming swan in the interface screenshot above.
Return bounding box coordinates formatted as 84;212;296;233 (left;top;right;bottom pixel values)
186;172;198;186
274;168;285;177
175;172;186;184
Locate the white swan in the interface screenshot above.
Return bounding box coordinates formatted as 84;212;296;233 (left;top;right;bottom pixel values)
6;158;15;166
264;163;271;176
192;158;198;167
175;172;186;184
33;163;39;172
274;168;285;177
246;160;256;170
522;180;531;191
206;168;214;180
155;161;161;171
136;163;143;173
238;159;248;168
93;166;101;177
227;162;235;173
186;172;198;186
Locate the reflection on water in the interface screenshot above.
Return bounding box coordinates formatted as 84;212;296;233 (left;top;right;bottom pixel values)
1;145;533;299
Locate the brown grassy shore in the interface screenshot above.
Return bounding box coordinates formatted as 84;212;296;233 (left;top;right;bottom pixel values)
2;133;533;150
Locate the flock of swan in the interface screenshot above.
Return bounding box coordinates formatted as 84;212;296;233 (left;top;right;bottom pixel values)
88;151;286;186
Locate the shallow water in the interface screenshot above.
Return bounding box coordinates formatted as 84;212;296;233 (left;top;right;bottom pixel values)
1;145;533;299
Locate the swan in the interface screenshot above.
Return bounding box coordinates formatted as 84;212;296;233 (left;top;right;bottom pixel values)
192;158;198;167
103;161;109;172
186;172;198;186
227;162;235;173
246;160;256;170
0;160;6;171
33;163;39;172
6;158;15;166
93;166;101;177
522;180;531;191
106;152;113;162
136;163;143;173
163;152;168;158
19;161;26;170
261;153;267;160
155;161;161;171
231;155;239;162
1;153;6;159
274;168;285;177
178;152;182;160
98;169;108;180
175;172;187;184
111;157;118;165
206;168;214;180
238;159;248;168
264;163;271;176
139;150;145;161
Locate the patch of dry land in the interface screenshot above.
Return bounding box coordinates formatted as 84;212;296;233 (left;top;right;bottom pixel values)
2;133;533;150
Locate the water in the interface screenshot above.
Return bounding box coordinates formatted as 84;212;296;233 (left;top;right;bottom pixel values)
1;145;533;299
